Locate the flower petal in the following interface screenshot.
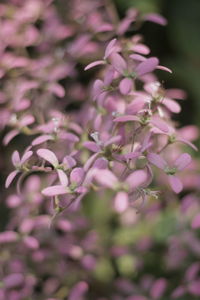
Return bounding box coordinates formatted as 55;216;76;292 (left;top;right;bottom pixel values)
126;169;148;189
83;153;99;171
20;151;33;165
104;38;117;59
32;135;53;146
162;98;181;113
144;13;167;26
94;169;118;189
177;138;198;151
83;141;101;152
12;151;20;167
136;57;159;76
20;114;35;127
63;155;77;169
191;214;200;229
3;129;19;145
147;153;167;169
70;167;85;185
57;169;69;186
37;149;59;167
156;65;172;73
93;157;108;169
150;117;169;132
114;191;129;213
113;115;140;122
42;185;69;196
119;78;133;95
5;170;20;188
168;175;183;193
84;60;105;71
174;153;192;171
110;53;127;74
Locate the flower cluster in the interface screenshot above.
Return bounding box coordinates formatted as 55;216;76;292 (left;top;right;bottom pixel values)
0;0;199;299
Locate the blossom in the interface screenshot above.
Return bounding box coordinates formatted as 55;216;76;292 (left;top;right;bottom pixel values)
148;152;192;193
5;150;33;188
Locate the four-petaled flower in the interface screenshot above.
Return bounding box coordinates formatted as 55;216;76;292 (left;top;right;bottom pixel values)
148;152;192;193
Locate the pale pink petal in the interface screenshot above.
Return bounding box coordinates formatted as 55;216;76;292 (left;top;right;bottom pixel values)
23;236;39;250
147;153;167;169
119;78;133;95
20;151;33;165
150;117;169;132
130;54;146;61
144;13;167;26
113;115;140;122
150;279;167;300
32;135;53;146
83;141;101;152
94;169;118;188
93;79;104;100
63;155;77;169
157;65;172;73
15;98;31;111
178;125;199;141
174;153;192;171
70;167;85;185
83;153;99;171
5;170;20;188
168;175;183;193
176;138;198;151
110;53;127;74
3;129;19;145
133;44;150;55
57;169;69;186
37;149;59;167
114;191;129;213
126;169;148;189
47;83;65;97
117;18;135;35
93;157;108;169
42;185;69;196
104;67;115;85
166;88;186;99
12;151;20;167
191;214;200;229
68;281;88;300
136;57;159;76
123;151;140;160
59;132;79;142
104;38;117;59
20;114;35;127
185;263;200;281
6;195;21;208
0;231;19;244
84;60;105;71
126;98;145;114
4;273;24;289
104;135;121;147
96;23;114;33
171;286;186;298
188;280;200;296
162;98;181;113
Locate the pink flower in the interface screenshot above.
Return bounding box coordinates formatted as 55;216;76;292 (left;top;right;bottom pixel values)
5;150;33;188
148;152;192;193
